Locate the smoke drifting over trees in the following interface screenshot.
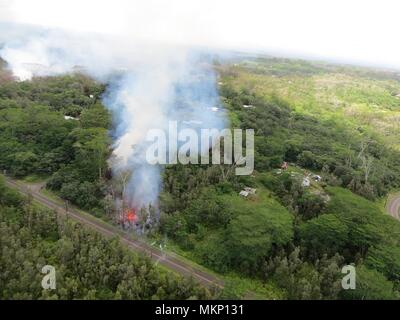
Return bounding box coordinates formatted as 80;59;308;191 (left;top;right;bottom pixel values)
0;25;227;211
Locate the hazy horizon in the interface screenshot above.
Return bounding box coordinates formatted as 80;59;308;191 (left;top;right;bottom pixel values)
0;0;399;70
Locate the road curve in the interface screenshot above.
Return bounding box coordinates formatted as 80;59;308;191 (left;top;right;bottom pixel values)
4;177;224;290
386;193;400;220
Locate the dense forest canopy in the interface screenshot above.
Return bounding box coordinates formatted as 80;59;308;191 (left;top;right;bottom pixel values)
0;69;111;216
0;176;212;299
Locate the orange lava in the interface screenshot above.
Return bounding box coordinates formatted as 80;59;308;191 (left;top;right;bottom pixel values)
126;208;137;222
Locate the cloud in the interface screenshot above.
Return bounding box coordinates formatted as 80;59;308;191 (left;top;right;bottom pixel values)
0;0;400;68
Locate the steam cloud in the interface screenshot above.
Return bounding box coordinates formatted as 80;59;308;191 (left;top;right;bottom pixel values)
0;25;227;209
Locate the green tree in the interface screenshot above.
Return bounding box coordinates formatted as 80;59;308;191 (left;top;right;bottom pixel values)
80;104;111;129
299;214;349;257
225;204;293;272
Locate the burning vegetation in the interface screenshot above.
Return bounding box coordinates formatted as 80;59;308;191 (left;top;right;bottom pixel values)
119;207;137;226
116;200;158;233
118;204;158;233
108;169;159;233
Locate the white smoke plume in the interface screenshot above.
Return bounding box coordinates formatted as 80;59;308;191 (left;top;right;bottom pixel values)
0;24;226;209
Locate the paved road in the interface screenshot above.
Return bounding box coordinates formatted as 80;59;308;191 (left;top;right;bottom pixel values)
386;193;400;220
4;177;224;290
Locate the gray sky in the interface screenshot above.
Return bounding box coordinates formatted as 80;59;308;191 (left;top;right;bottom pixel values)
1;0;400;69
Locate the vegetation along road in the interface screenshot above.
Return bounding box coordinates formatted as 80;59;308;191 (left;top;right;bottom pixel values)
4;176;224;290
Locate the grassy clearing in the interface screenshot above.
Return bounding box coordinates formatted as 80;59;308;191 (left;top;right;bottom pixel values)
220;60;400;149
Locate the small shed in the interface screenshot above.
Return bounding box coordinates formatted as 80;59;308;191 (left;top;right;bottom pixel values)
239;190;249;197
240;187;257;197
302;177;311;187
244;187;257;195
